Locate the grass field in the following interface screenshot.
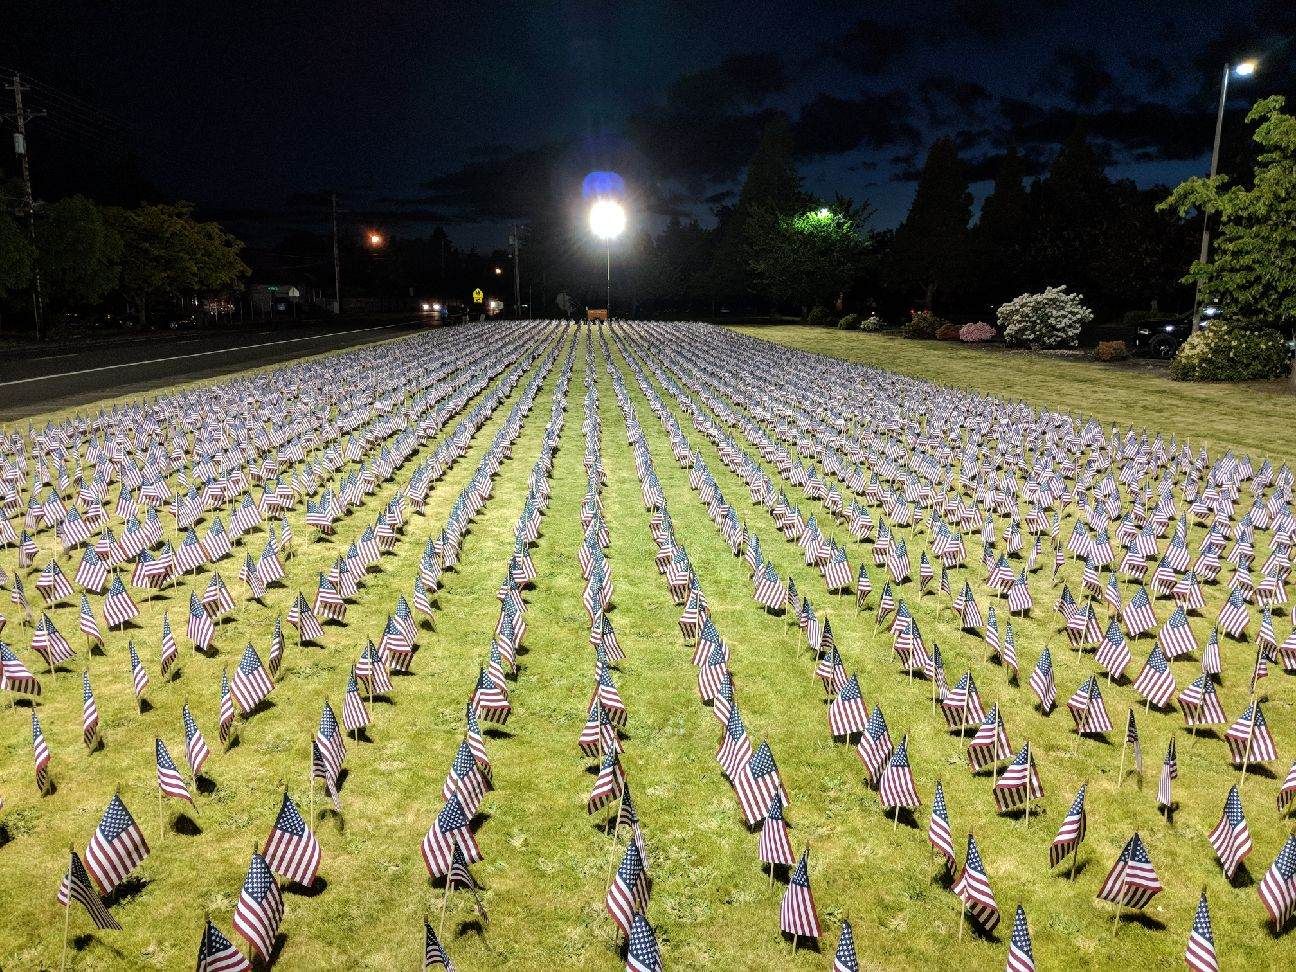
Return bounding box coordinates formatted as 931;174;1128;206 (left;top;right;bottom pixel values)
1;321;1293;969
725;325;1296;469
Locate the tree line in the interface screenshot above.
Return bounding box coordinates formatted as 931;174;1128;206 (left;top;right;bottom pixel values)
0;188;247;338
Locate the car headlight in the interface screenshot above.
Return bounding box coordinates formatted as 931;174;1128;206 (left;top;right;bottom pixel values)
1164;324;1176;332
1137;328;1150;335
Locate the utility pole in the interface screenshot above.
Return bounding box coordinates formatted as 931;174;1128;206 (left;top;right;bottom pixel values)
6;72;44;338
330;192;341;315
509;227;521;318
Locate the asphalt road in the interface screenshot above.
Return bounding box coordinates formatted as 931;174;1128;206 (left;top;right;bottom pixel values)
0;319;428;421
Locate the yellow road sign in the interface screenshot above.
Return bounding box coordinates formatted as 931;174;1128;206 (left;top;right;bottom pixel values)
472;288;484;303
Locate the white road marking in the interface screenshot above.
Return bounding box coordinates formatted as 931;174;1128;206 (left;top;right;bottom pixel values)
0;323;416;387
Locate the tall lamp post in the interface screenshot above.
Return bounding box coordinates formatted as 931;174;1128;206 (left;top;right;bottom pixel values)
1192;59;1257;332
589;199;626;319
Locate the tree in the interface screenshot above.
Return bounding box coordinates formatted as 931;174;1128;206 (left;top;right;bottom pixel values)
746;199;871;314
702;115;812;304
970;148;1031;305
885;138;972;310
1161;95;1296;387
35;196;122;311
108;203;247;326
0;209;34;297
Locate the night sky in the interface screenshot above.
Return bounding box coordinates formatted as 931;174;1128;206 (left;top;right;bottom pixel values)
6;1;1293;248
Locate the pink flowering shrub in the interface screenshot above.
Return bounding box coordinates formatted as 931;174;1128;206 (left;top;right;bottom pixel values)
959;321;996;343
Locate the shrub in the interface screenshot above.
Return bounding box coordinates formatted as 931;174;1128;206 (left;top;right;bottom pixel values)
996;285;1093;348
859;314;887;332
837;313;861;331
807;305;835;327
935;323;962;341
958;322;996;343
903;309;948;339
1094;340;1130;362
1169;322;1289;381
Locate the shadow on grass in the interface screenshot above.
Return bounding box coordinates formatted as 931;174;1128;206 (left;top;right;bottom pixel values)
1115;911;1166;933
173;813;203;836
286;876;327;897
103;876;149;907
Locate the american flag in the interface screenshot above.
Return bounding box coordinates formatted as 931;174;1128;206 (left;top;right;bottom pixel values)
1178;675;1227;727
183;702;210;777
342;671;370;733
1132;644;1176;708
1217;588;1250;637
827;673;868;737
57;849;121;931
1279;758;1296;812
952;833;999;931
84;793;151;894
1050;784;1087;868
1121;586;1157;636
736;740;788;825
1158;737;1178;809
421;795;481;878
188;591;216;650
128;640;149;698
218;668;236;745
779;848;821;939
314;701;346;790
1066;676;1112;734
967;704;1012;772
856;704;893;786
1207;784;1252;880
1159;606;1198;658
1097;832;1162;910
832;918;858;972
32;709;51;791
1257;834;1296;930
626;911;662;972
606;840;649;935
267;618;286;677
1184;889;1218;972
196;917;250;972
155;737;193;804
102;573;139;628
78;595;103;646
75;546;109;592
588;752;624;814
1006;904;1035;972
232;851;283;961
264;791;321;886
423;918;456;970
230;644;273;713
929;781;955;873
879;734;921;811
993;742;1043;812
717;704;753;780
1125;709;1143;774
1226;702;1277;765
758;793;795;867
1028;647;1055;713
81;670;100;748
3;642;42;696
443;740;489;817
159;613;179;676
472;666;511;724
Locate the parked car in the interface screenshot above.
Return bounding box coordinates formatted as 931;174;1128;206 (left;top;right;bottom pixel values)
1131;314;1193;358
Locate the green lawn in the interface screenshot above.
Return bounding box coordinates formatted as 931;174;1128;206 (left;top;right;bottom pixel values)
1;323;1293;969
725;325;1296;468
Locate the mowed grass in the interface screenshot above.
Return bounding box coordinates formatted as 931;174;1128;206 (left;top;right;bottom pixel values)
725;325;1296;469
0;322;1292;969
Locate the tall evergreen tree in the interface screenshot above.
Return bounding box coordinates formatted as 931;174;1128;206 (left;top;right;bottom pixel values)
970;147;1031;307
702;115;810;303
885;138;972;310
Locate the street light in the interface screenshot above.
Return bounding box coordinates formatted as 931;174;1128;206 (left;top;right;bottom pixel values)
1192;58;1258;331
589;199;626;317
494;266;503;275
367;231;385;247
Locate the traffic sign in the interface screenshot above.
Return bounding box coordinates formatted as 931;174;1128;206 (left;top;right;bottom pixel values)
472;288;484;303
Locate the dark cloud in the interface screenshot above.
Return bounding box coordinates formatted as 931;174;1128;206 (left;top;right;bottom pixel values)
824;18;911;75
999;97;1213;162
949;0;1012;41
918;77;994;126
792;91;921;157
1043;46;1115;106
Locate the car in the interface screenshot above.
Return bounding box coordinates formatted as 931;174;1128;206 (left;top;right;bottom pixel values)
1131;314;1193;358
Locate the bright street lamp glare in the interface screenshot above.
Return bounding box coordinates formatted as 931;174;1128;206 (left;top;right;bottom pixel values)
367;232;383;246
817;208;831;218
1234;59;1257;77
589;199;626;240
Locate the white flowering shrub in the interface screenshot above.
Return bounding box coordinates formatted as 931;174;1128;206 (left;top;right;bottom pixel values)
996;286;1093;348
1170;322;1288;381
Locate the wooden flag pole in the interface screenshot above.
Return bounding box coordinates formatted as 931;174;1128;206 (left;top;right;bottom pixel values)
158;784;165;842
1117;723;1128;789
957;903;966;942
1112;898;1123;936
61;847;73;972
1069;842;1080;880
1238;698;1259;791
893;801;900;832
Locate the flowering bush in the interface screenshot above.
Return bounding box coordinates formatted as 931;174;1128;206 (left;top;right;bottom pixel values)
996;286;1092;348
903;309;949;338
1094;340;1130;362
807;305;835;327
1170;322;1289;381
935;323;962;341
958;322;996;343
859;315;887;332
837;314;861;330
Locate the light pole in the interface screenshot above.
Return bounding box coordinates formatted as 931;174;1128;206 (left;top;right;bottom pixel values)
589;199;626;318
1192;59;1257;332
